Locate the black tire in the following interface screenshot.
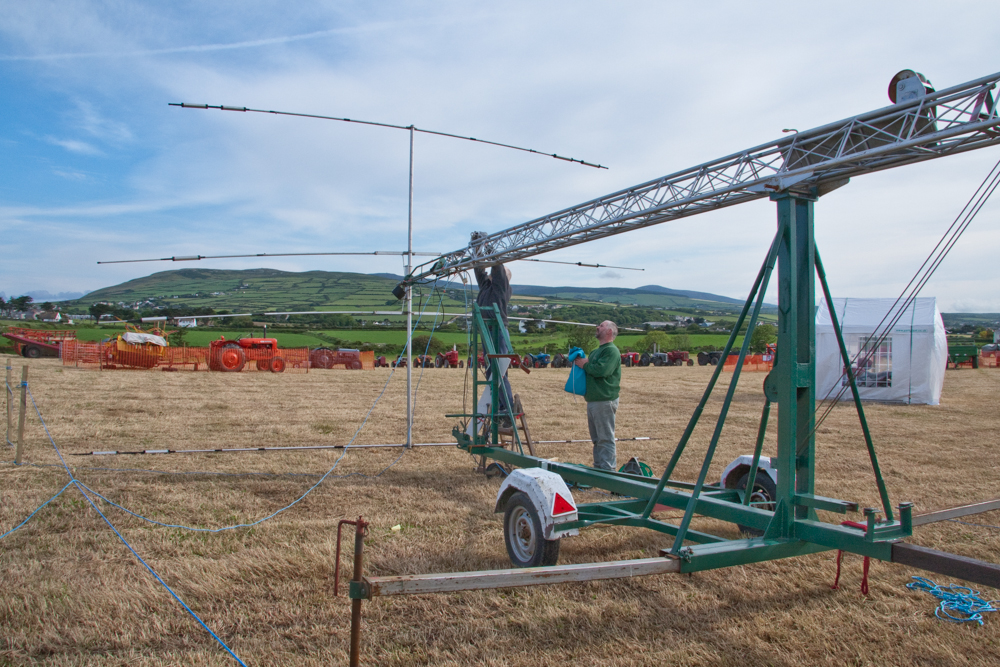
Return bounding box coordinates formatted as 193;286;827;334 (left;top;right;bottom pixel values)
735;470;777;536
503;491;560;568
972;355;979;369
687;359;694;366
675;359;684;366
652;356;663;367
624;356;632;367
639;352;651;367
435;355;444;368
697;351;709;366
24;345;42;359
709;357;718;366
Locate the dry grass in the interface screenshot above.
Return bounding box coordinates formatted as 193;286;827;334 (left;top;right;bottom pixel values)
2;355;999;666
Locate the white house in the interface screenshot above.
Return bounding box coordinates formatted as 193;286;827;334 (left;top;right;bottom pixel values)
815;297;947;405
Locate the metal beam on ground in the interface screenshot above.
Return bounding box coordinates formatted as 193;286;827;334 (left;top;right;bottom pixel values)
355;557;681;598
912;499;1000;526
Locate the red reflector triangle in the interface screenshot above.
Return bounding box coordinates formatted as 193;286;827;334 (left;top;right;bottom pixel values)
552;492;575;516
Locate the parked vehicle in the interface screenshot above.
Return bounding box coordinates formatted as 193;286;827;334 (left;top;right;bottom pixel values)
435;350;464;368
522;352;552;368
210;337;285;372
621;352;641;367
310;347;363;369
697;350;726;366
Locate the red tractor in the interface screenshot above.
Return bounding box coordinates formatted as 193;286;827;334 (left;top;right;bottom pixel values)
374;355;389;367
621;351;641;367
209;337;285;372
435;350;464;368
310;347;363;369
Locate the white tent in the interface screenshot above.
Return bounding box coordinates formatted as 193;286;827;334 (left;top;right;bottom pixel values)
815;297;947;405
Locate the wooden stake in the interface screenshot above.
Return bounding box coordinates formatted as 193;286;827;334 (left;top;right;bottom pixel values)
15;366;27;465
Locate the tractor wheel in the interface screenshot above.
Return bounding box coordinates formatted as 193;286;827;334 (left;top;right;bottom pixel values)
523;355;532;368
639;353;651;367
623;356;632;367
24;345;42;359
435;355;444;368
311;347;334;369
687;359;694;366
216;344;246;372
459;360;464;368
675;359;684;366
709;357;718;366
697;351;709;366
350;360;362;370
503;492;560;568
256;359;272;372
735;470;777;536
271;357;286;373
652;356;663;367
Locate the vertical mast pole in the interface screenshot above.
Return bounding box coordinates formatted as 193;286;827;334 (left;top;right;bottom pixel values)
406;126;415;448
771;192;818;537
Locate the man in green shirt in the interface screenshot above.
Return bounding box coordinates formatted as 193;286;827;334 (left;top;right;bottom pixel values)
574;320;622;470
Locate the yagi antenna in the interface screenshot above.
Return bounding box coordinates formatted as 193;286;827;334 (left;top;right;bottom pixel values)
169;103;608;170
97;250;643;271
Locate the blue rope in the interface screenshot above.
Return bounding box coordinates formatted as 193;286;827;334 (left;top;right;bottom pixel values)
14;390;247;665
0;481;74;540
906;576;1000;625
73;483;249;666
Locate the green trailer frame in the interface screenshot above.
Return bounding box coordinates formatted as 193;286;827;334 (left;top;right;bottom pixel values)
450;192;913;573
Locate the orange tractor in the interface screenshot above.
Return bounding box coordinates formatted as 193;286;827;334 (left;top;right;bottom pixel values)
209;337;285;372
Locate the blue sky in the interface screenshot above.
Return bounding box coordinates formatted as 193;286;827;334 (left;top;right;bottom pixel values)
2;1;1000;310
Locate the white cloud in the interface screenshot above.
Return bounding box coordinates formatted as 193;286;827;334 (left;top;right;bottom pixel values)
45;136;103;155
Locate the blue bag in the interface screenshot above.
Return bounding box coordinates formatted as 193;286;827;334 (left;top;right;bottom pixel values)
564;347;587;396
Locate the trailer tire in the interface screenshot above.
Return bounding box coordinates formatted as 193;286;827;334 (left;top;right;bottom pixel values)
735;470;777;536
503;491;560;568
24;345;42;359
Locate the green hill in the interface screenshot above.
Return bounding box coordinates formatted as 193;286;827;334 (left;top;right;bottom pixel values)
62;268;757;315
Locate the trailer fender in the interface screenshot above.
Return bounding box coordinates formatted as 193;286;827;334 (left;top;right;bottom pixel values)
495;468;579;539
721;455;778;489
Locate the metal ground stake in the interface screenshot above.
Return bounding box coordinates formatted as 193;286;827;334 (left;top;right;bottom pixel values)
15;366;27;465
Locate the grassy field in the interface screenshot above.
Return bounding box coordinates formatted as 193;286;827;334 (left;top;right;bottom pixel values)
2;356;998;665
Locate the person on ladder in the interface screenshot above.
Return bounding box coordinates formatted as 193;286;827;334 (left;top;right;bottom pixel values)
466;231;515;437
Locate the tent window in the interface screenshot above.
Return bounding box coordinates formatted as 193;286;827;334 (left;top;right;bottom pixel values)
843;336;892;388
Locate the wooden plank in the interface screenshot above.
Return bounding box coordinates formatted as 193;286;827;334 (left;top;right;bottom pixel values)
891;543;1000;589
365;557;681;597
912;499;1000;526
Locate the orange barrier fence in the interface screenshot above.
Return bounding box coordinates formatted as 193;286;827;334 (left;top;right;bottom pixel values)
360;350;375;370
62;342;310;372
7;327;77;342
722;354;774;372
978;350;999;368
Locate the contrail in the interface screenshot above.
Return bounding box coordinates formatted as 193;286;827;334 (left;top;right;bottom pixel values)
0;25;386;62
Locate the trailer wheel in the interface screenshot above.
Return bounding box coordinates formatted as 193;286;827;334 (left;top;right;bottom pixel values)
24;345;42;359
735;470;777;536
503;492;560;568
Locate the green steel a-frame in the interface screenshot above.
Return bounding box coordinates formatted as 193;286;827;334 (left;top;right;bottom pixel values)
451;191;913;573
